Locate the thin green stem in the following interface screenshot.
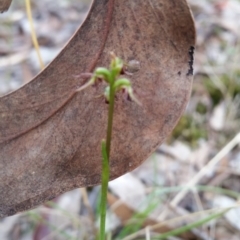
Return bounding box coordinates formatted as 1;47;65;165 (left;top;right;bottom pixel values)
100;77;116;240
100;140;110;240
106;81;115;158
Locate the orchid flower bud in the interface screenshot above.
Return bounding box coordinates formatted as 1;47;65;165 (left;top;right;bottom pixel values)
110;52;124;79
113;78;131;92
94;67;111;83
104;86;110;103
126;86;142;106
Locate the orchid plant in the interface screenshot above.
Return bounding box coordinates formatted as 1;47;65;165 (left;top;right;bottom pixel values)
77;53;140;239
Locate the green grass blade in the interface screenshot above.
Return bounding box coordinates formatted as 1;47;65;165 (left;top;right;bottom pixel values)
154;208;230;239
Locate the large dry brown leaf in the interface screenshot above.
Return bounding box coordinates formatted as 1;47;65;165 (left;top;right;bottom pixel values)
0;0;195;217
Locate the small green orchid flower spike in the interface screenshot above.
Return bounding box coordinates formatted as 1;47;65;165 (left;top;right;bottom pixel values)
76;52;141;106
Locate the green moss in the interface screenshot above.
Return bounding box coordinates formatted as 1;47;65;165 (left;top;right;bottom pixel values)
203;77;223;106
196;102;208;114
172;115;207;146
203;72;240;107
